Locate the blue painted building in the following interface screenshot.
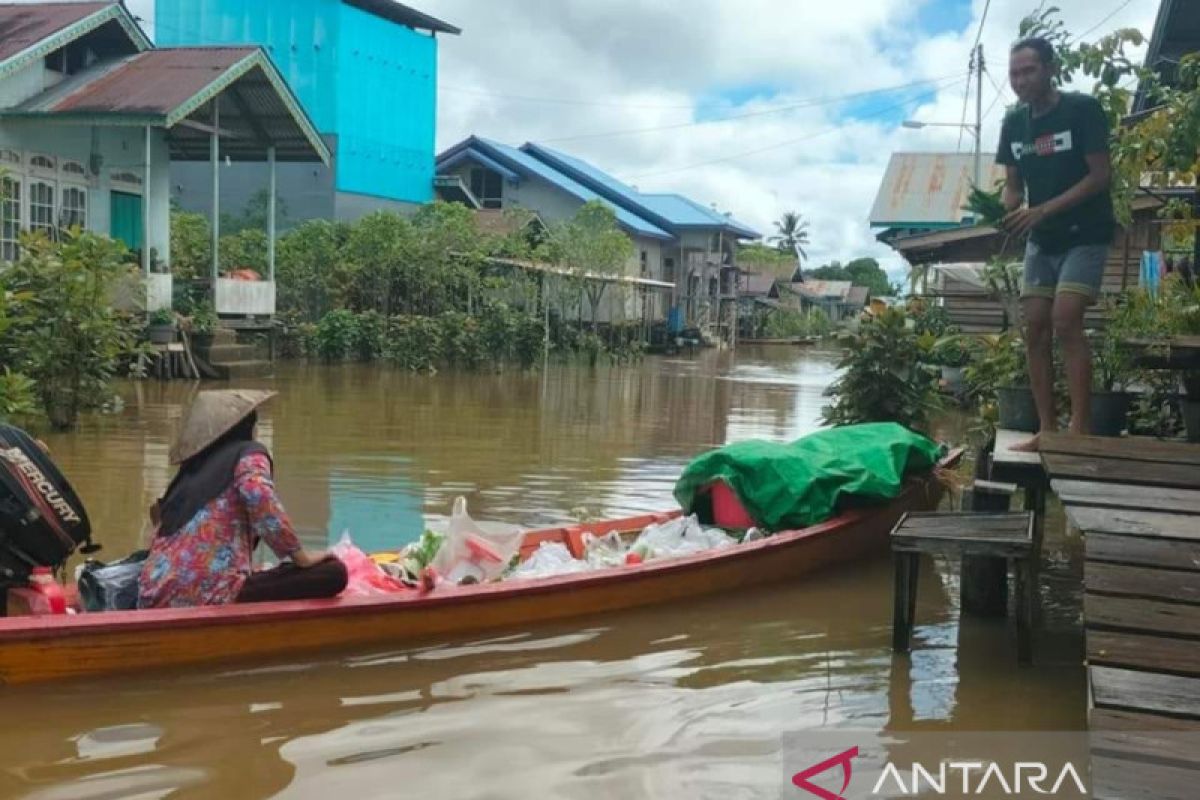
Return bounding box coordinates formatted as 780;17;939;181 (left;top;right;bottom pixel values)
156;0;458;222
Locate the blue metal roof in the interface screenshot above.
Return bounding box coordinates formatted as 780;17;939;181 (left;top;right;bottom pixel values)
436;137;672;240
522;143;761;239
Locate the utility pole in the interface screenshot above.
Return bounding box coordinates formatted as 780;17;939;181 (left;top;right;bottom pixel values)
974;43;984;190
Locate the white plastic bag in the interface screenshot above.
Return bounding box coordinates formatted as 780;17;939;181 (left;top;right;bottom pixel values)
630;515;737;562
509;541;591;581
430;497;525;584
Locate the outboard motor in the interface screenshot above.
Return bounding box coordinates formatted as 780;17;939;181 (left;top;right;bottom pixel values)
0;425;98;611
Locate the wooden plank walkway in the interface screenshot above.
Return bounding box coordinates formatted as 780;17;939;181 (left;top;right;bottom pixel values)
1039;434;1200;799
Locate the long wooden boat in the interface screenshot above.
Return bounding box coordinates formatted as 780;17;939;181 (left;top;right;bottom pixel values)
739;336;819;346
0;451;959;685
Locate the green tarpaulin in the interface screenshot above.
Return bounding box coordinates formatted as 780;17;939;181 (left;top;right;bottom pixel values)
674;423;943;532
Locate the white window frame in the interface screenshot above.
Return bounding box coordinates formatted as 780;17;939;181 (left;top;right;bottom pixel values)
28;153;57;177
1;174;22;262
110;171;143;193
59;184;87;230
27;177;56;238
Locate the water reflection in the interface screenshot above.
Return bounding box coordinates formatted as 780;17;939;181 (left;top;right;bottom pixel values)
3;347;1084;798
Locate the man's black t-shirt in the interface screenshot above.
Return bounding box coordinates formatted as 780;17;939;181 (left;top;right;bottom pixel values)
996;91;1115;252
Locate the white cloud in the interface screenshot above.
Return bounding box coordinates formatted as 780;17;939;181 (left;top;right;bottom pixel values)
420;0;1160;279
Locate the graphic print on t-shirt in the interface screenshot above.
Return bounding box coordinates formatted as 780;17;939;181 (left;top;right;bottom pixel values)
1010;130;1073;160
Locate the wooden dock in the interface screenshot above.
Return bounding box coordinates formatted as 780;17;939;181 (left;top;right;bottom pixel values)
1037;433;1200;800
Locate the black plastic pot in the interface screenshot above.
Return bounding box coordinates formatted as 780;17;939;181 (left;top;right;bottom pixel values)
146;323;175;345
190;332;215;358
996;385;1038;432
1089;391;1131;437
1184;399;1200;443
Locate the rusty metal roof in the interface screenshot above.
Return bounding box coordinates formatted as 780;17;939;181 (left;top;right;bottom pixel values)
739;272;777;298
792;280;852;301
8;47;329;163
0;2;110;62
42;47;257;115
474;208;544;237
869;152;1006;227
845;286;871;307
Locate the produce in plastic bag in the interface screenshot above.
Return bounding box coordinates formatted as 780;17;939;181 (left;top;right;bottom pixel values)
581;530;627;569
331;532;409;596
431;497;524;584
629;515;736;562
509;541;591;581
77;551;148;612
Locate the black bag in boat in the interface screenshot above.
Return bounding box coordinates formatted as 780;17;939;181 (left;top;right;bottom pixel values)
77;551;147;612
0;424;96;585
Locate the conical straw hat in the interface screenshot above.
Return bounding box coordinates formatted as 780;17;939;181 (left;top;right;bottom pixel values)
169;389;277;464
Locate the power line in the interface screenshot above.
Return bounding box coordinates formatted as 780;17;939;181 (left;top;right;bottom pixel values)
541;74;966;143
959;0;993;151
1072;0;1137;43
982;67;1009;122
439;85;698;111
972;0;993;49
623;78;966;181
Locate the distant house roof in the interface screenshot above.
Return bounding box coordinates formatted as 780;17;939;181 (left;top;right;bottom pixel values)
436;136;673;240
869;153;1006;228
793;280;852;301
739;272;777;298
0;2;150;71
7;47;329;163
474;208;545;237
520;142;761;239
341;0;460;35
845;286;871;307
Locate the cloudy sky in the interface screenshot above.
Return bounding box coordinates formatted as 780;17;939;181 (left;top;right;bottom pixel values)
123;0;1158;278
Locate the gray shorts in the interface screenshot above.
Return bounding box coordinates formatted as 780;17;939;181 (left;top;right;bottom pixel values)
1021;240;1108;303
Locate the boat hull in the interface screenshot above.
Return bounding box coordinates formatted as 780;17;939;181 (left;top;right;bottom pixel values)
0;466;949;685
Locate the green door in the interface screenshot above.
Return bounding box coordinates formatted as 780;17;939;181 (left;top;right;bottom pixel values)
110;191;143;252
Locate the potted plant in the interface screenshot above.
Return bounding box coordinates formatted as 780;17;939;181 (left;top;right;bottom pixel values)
932;334;972;393
187;302;218;358
145;307;176;345
1089;325;1136;437
965;332;1037;432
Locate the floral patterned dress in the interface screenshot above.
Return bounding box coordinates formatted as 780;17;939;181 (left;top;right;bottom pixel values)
138;452;302;609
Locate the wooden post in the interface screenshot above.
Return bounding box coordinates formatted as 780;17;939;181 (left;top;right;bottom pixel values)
961;480;1016;616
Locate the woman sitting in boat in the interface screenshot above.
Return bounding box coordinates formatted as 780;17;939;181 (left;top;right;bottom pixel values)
138;390;347;609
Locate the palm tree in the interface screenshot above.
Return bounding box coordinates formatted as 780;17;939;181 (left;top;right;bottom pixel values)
770;211;810;263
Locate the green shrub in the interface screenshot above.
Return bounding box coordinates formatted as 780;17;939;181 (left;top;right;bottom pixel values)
383;316;443;372
351;310;386;362
313;309;357;361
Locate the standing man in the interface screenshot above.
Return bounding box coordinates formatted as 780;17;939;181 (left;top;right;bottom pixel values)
997;37;1115;449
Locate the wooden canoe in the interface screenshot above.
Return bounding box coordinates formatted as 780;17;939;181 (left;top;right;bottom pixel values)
0;452;959;685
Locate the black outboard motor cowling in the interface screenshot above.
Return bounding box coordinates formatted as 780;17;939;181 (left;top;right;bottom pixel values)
0;425;95;588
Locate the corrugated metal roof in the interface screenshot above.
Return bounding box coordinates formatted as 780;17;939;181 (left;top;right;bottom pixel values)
34;47;257;115
869;152;1006;227
793;280;852;300
739;272;777;297
342;0;460;35
521;143;761;239
439;137;673;240
845;286;870;307
9;47;329;163
474;208;543;237
0;2;110;63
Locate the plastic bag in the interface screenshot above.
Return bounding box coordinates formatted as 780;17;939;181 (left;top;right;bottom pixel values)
77;551;148;612
581;530;627;569
430;497;524;584
630;515;736;562
331;532;408;596
508;541;591;581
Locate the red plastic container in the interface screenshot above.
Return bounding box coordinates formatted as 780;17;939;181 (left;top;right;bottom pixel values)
709;481;755;529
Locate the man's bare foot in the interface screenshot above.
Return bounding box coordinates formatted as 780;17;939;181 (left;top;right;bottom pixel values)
1010;433;1041;453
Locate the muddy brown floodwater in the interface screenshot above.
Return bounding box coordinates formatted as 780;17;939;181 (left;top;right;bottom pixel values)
1;346;1085;799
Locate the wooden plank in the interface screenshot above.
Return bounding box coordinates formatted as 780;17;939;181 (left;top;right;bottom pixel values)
1091;666;1200;718
1091;708;1200;732
1067;507;1200;542
1042;453;1200;490
1040;433;1200;466
993;429;1042;467
1087;533;1200;571
1054;480;1200;515
1086;595;1200;639
1088;630;1200;676
1087;563;1200;604
1091;755;1200;800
